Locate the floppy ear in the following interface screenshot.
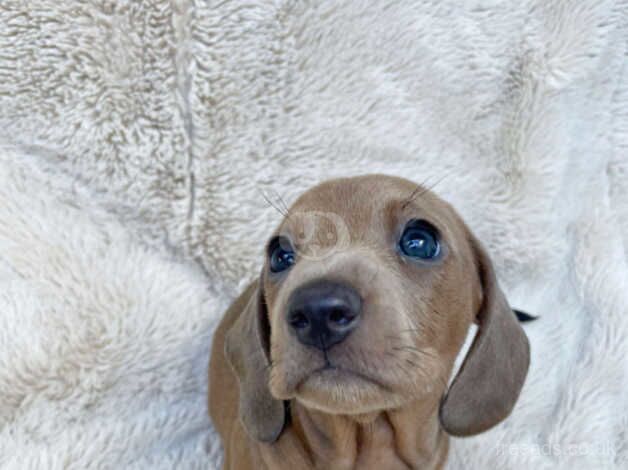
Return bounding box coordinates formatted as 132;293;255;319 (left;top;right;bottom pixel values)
224;278;286;443
439;235;530;436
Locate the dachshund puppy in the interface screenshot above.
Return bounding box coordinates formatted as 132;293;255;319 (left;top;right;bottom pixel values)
209;175;530;470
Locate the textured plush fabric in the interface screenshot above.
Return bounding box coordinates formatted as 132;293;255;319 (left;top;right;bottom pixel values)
0;1;626;468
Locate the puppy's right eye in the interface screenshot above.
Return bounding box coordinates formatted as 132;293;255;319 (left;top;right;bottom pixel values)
268;237;296;273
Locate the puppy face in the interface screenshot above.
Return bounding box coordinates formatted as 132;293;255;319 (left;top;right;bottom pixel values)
262;175;482;415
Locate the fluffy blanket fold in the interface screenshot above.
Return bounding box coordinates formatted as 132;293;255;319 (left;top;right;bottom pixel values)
0;1;626;468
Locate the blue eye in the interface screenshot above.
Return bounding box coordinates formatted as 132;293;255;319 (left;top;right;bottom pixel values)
399;220;440;259
269;237;296;273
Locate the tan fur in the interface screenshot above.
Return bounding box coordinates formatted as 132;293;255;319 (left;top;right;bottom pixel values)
209;175;530;469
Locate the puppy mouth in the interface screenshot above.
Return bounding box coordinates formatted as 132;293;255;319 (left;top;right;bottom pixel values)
297;362;391;393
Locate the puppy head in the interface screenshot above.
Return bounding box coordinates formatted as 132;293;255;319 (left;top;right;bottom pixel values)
226;175;529;442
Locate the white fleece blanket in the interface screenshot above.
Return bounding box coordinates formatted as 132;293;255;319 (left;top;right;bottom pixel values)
0;1;626;468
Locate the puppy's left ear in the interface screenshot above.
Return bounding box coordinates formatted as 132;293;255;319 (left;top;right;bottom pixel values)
439;235;530;436
224;277;286;443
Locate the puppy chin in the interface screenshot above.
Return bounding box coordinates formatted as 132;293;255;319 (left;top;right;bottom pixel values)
296;383;404;416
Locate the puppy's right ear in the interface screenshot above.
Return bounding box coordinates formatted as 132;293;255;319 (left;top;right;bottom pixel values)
224;278;286;443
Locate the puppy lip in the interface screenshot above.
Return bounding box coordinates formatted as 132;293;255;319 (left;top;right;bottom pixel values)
299;364;392;393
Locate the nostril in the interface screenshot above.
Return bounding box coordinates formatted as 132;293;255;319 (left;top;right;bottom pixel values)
328;308;354;326
289;311;310;329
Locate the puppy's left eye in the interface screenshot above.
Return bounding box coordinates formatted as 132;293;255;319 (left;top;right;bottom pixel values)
399;220;440;260
268;237;296;273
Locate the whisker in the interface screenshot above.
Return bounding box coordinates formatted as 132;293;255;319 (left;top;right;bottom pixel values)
272;189;291;217
394;358;412;377
385;328;422;339
392;345;423;353
401;173;449;209
258;187;291;220
404;359;419;368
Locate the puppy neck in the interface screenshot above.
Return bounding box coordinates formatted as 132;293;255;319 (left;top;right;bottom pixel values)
281;398;449;470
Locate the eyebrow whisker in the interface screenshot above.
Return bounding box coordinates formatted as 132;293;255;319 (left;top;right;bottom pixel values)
274;190;291;217
401;173;449;209
259;187;292;220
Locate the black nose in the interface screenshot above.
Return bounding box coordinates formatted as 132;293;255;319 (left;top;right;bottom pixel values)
287;280;362;350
